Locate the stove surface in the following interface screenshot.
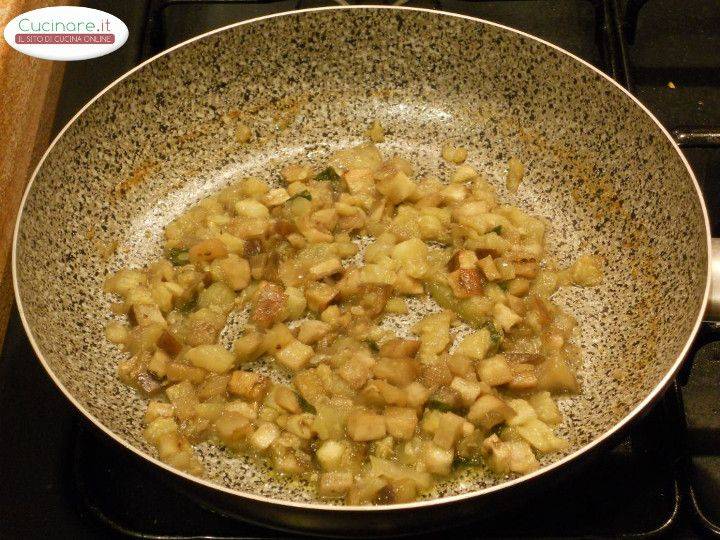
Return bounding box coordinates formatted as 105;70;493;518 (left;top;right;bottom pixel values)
1;1;719;538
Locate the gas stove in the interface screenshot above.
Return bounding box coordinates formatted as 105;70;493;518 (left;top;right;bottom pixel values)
1;1;719;538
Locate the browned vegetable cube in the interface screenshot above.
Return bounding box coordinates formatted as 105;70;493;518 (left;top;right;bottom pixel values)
421;359;453;388
132;303;166;326
166;362;207;384
358;284;391;318
450;377;487;406
384;407;418;440
467;394;516;430
285;413;316;439
480;433;510;474
262;323;294;354
514;261;539;278
313;399;352;440
309;257;343;280
196;374;230;400
345;477;388;505
233;331;263;363
447;268;485;298
275;340;314;371
360;380;407;407
182;310;224;346
379;338;420;359
476;354;513;386
144;401;174;424
405;382;431;408
528;391;562;424
215;411;252;446
249;422;281;451
507;363;538;391
373;357;421;386
251;282;288;329
189;238;228;263
427;385;462;412
389;478;417;503
293;369;326;405
446;353;472;377
422;442;453;475
506;440;540;473
447;250;478;272
337;355;372;390
157;329;183;356
165;380;199;421
134;370;163;396
318;472;354;499
185;344;235;373
432;412;465;449
271;447;311;475
506;294;525;315
347;410;387;441
297;320;331;344
228;370;270;401
274;386;301;414
478;255;501;281
147;349;170;378
115;355;156;393
305;282;338;312
227;217;269;239
507;278;531;297
536;357;579;393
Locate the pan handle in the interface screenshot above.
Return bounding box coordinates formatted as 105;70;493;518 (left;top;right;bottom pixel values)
708;238;720;321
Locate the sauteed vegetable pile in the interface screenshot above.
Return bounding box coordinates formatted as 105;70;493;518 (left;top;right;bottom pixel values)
104;134;602;504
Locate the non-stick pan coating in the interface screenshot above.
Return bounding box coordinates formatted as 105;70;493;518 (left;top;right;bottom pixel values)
14;6;708;514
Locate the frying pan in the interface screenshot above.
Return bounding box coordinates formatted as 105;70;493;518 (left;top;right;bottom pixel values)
12;6;719;536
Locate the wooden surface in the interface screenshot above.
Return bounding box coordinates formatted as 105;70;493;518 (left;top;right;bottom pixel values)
0;1;68;351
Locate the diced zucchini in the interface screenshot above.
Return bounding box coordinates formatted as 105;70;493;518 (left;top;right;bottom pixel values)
506;399;537;426
516;418;569;453
249;422;281;451
385;407;418;440
432;412;465;450
228;370;270;401
165;380;199;420
528;391;562;424
347;409;387;441
186;344;235;373
476;354;513;386
457;328;493;360
316;440;348;471
275;339;314;371
467;394;516;430
422;442;453;475
318;471;353;498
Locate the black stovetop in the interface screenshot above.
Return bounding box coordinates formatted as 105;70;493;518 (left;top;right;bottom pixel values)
2;1;720;538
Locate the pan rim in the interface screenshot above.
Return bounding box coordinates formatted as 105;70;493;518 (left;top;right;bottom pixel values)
12;4;713;513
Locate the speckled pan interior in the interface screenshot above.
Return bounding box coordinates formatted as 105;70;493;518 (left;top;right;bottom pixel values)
14;7;708;504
